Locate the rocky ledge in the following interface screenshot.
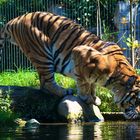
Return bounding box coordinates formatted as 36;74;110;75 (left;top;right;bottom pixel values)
0;86;127;124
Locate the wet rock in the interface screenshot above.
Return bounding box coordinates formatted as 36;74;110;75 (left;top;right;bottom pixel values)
58;95;84;123
25;119;40;129
57;95;104;123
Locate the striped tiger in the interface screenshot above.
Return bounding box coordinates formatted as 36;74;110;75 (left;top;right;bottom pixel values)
0;11;140;119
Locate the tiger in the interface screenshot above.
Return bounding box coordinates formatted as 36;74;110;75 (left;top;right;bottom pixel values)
0;11;140;119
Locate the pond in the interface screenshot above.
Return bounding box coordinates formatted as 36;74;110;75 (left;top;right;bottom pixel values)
0;121;140;140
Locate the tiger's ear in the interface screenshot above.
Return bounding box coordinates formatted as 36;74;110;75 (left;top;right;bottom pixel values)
72;45;116;74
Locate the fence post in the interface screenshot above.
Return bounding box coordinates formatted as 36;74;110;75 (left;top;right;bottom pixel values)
130;0;135;67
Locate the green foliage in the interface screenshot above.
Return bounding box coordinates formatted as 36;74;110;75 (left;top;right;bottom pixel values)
0;0;118;30
101;21;118;42
0;90;12;112
0;0;51;25
136;69;140;75
55;73;76;89
0;90;18;125
0;69;39;87
125;37;140;49
60;0;96;28
0;0;7;5
96;86;119;112
60;0;118;29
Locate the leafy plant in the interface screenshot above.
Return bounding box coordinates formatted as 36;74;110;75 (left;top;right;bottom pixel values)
0;89;18;125
125;37;140;49
124;37;140;67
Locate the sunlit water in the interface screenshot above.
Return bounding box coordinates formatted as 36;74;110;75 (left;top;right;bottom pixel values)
0;121;140;140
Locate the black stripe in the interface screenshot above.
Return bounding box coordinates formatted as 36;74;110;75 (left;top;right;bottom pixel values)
28;25;50;57
51;22;72;43
47;16;60;33
39;70;54;76
35;12;44;30
65;27;85;51
92;37;100;43
25;27;43;56
62;51;72;65
51;18;69;41
129;95;135;105
44;76;54;82
37;66;54;71
38;14;47;31
53;25;79;59
45;15;54;35
31;12;37;25
76;32;92;47
44;46;53;59
35;60;54;66
104;49;123;55
118;61;130;66
6;24;10;32
109;53;123;56
79;32;93;45
98;42;116;51
54;58;60;72
32;57;54;65
61;60;70;73
32;31;47;56
121;94;131;107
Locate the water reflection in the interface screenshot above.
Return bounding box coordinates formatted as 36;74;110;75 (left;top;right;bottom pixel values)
0;121;140;140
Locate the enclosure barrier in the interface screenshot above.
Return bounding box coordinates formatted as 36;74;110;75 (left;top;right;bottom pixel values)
0;0;140;71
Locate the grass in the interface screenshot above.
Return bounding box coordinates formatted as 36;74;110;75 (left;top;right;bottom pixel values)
0;69;39;87
0;69;119;113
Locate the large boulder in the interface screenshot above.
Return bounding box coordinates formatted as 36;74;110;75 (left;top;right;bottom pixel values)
58;95;104;123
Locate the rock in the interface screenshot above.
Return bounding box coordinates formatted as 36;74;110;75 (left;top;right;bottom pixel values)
14;118;40;130
14;118;27;127
25;119;40;129
0;86;61;121
57;95;104;123
58;95;84;123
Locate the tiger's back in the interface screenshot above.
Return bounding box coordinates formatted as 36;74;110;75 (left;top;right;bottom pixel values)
3;12;100;76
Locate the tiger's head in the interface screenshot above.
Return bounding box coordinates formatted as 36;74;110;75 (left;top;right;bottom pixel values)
72;45;140;120
114;75;140;119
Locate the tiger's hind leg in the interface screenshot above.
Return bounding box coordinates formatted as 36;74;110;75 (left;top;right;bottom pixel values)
36;64;73;97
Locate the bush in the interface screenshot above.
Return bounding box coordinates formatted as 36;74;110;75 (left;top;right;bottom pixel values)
0;90;18;125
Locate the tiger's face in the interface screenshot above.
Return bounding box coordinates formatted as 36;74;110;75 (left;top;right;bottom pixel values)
115;76;140;119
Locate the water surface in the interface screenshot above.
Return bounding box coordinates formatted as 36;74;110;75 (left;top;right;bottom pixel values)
0;121;140;140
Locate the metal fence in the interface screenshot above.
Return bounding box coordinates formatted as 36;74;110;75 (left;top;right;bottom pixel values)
0;0;140;71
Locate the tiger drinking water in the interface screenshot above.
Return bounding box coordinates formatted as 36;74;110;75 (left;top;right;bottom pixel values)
0;12;140;119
